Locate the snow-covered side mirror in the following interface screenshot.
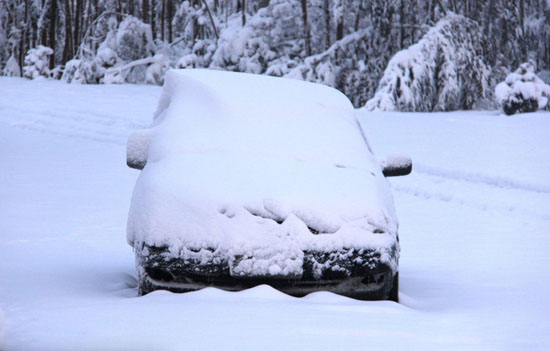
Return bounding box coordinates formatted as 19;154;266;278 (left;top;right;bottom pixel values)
127;130;152;170
380;155;412;177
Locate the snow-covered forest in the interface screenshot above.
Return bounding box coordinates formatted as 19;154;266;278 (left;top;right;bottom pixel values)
1;0;550;107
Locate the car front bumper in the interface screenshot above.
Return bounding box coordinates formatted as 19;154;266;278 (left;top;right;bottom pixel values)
135;243;399;301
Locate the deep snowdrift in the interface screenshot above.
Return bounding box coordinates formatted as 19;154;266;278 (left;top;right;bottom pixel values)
1;78;549;350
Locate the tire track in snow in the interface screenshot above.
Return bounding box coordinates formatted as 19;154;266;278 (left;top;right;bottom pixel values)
391;174;550;222
0;78;157;146
1;105;148;145
414;163;550;195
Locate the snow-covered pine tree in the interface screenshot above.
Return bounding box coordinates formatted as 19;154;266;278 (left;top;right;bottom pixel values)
364;13;491;112
60;58;81;83
286;29;374;106
68;14;155;84
145;54;170;85
114;16;155;83
210;0;305;75
23;45;53;79
495;62;550;115
116;16;155;63
285;1;413;107
3;53;21;77
67;16;119;84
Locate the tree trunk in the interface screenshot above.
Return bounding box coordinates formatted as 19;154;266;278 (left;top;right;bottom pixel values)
142;0;149;23
399;0;405;48
544;1;550;70
519;0;527;61
116;0;122;21
336;20;343;41
128;0;134;16
300;0;311;56
151;0;156;40
83;0;92;52
483;0;495;37
434;0;447;16
410;0;416;43
49;0;57;69
31;17;36;49
354;1;363;32
63;0;74;64
91;0;98;53
19;0;29;75
40;0;49;45
241;0;246;26
161;0;165;41
167;0;173;42
428;0;435;23
324;0;330;49
201;0;219;39
74;0;81;53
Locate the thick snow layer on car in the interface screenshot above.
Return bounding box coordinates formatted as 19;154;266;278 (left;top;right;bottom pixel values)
127;69;398;276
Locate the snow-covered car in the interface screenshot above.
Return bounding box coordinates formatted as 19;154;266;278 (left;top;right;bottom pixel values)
126;69;411;301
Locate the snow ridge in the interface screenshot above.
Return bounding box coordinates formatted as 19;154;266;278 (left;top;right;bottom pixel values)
0;78;158;144
415;164;550;194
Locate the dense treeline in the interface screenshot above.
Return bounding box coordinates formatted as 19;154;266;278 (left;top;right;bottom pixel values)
1;0;549;107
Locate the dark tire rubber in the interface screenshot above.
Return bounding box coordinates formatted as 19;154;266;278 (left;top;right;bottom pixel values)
388;272;399;302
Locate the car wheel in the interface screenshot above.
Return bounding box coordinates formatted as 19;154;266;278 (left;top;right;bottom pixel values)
137;266;155;296
388;272;399;302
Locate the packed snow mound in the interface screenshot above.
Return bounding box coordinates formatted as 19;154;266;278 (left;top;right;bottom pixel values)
364;14;491;112
495;62;550;115
127;69;398;276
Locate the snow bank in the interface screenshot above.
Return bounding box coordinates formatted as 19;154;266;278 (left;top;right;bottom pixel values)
364;14;491;112
127;69;398;276
495;62;550;115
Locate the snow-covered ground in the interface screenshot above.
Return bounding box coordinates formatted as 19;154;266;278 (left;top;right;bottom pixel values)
1;77;549;350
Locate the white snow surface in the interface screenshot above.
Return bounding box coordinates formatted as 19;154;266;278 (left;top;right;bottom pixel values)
127;69;397;276
1;77;550;350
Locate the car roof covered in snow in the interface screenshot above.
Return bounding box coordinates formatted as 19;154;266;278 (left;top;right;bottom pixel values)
127;69;398;275
146;69;376;172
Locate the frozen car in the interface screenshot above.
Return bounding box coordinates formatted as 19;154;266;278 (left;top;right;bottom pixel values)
126;69;411;301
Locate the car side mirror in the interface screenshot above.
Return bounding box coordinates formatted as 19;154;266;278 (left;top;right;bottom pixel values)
380;155;412;177
127;130;152;170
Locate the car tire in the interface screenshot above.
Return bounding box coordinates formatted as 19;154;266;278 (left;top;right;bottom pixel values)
388;272;399;302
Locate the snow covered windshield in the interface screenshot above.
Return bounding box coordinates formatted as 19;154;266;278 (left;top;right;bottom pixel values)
127;69;398;274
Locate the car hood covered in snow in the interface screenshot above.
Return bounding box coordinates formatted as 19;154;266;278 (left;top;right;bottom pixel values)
127;69;398;276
